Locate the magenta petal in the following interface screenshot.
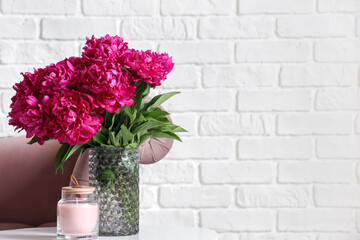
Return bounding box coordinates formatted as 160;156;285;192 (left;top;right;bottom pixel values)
26;96;38;106
37;136;45;145
80;124;97;138
105;105;119;113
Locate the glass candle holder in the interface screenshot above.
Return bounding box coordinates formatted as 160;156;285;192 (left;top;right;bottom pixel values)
57;186;99;240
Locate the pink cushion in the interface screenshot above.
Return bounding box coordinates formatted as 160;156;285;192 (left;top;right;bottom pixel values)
0;136;79;228
138;137;174;164
71;149;90;186
0;223;33;231
0;222;56;231
37;222;56;228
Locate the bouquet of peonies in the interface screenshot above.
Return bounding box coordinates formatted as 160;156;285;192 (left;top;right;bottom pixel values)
8;35;185;172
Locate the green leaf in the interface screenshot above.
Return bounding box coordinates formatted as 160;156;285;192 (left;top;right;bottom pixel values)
100;127;111;145
144;108;170;118
109;111;120;131
128;142;138;150
129;143;137;152
27;135;50;145
124;106;136;122
55;144;82;174
86;138;97;148
132;120;164;135
146;116;170;123
143;92;180;112
135;81;150;97
93;130;108;145
142;83;151;97
104;111;113;128
27;136;38;145
101;127;110;138
120;125;134;146
162;124;188;133
133;113;146;124
138;133;152;146
55;143;69;173
114;108;126;133
99;169;116;182
149;131;182;142
109;131;120;147
67;144;82;159
44;135;51;141
132;82;150;111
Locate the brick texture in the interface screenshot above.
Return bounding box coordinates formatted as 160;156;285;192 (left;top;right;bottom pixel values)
239;0;313;14
201;210;272;231
277;16;353;38
2;0;78;14
42;18;117;40
280;65;357;87
278;210;353;232
236;41;311;62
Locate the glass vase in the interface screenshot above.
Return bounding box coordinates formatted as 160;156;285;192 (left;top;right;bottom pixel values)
88;147;139;236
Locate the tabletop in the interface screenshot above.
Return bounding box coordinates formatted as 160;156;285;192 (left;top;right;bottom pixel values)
0;226;218;240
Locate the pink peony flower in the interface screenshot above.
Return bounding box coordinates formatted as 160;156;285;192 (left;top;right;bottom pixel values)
44;90;102;145
82;35;128;62
123;49;174;87
9;94;48;144
39;58;83;96
8;71;49;144
78;62;136;113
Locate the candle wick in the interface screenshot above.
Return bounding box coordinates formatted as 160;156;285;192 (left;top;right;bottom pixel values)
71;175;82;199
71;175;80;187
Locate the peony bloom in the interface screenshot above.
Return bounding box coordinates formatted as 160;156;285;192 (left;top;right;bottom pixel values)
16;71;43;98
9;94;47;144
44;90;102;145
39;58;83;96
78;61;136;113
82;35;128;63
8;71;49;144
123;49;174;87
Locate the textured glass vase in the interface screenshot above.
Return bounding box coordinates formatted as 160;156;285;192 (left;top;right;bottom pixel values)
88;147;139;236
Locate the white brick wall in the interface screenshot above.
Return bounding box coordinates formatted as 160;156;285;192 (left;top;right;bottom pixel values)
201;210;273;231
315;41;360;62
277;16;353;38
2;0;78;14
121;18;197;40
0;0;359;239
199;17;274;39
159;186;232;208
236;41;311;62
203;65;278;87
280;64;357;87
42;18;118;40
237;90;311;111
239;0;313;14
237;185;311;207
278;209;354;232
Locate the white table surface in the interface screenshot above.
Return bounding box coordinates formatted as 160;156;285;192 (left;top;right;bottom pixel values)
0;226;218;240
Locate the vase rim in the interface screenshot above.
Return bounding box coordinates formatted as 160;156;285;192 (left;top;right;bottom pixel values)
88;146;139;153
89;146;136;150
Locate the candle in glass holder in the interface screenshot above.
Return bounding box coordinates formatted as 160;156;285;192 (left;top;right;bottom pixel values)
57;185;98;239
